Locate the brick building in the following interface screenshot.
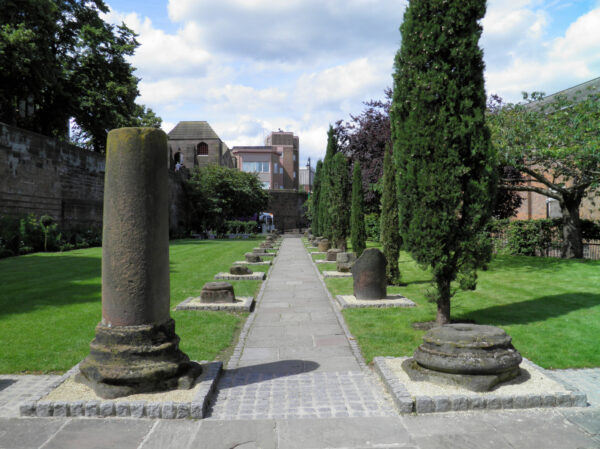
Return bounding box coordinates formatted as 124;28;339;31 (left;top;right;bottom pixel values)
167;121;235;170
511;77;600;221
232;131;299;190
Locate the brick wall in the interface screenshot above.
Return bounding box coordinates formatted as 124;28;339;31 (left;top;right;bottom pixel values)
0;122;188;234
0;122;105;228
266;190;308;231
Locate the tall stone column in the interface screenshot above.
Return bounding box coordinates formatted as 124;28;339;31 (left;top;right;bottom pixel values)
77;128;200;399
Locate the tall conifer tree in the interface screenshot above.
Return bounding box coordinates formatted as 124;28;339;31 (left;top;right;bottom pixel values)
380;147;401;284
391;0;496;325
310;160;324;236
319;125;339;240
328;153;350;250
351;161;367;256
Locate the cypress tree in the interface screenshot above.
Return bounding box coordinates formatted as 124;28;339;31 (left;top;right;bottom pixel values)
328;152;350;250
380;147;401;284
391;0;496;325
319;125;339;240
350;161;367;256
311;160;323;236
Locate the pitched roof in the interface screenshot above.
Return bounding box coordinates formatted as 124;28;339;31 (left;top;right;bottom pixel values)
168;121;220;140
527;77;600;109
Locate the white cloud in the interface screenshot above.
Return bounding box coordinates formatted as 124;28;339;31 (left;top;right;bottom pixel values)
166;0;406;61
484;5;600;101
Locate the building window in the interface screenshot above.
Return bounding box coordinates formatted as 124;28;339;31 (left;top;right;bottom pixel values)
274;162;279;172
293;172;296;179
279;167;283;174
243;162;269;173
197;142;208;156
293;153;297;162
262;181;271;189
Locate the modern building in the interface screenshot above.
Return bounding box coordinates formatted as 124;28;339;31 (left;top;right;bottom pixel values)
299;158;315;192
167;121;235;170
232;131;300;190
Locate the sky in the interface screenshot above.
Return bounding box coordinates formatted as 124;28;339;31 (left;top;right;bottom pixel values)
103;0;600;167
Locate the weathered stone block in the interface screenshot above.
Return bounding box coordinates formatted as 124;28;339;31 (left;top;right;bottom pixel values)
70;401;85;417
351;248;387;300
245;253;262;263
415;396;434;413
200;282;235;303
336;252;357;273
116;403;130;417
230;264;252;275
326;248;342;261
318;239;330;252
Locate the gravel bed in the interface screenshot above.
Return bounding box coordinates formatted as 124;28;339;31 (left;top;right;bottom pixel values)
374;357;588;414
336;295;416;309
175;296;254;312
20;361;222;419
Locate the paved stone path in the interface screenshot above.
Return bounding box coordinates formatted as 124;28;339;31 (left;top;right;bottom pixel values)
0;236;599;448
208;237;395;419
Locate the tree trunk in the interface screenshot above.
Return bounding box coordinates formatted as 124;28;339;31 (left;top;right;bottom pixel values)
436;279;451;326
560;198;583;259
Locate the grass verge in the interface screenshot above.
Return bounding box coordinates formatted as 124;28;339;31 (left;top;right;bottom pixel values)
0;238;264;373
326;247;600;370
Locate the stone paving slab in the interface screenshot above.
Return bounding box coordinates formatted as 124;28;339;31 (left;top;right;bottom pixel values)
0;375;60;418
208;371;396;420
214;272;266;280
374;356;588;414
20;362;222;419
175;296;254;312
337;294;416;309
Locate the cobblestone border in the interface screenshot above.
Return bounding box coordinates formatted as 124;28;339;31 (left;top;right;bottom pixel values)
373;356;589;415
306;245;367;371
226;261;275;369
20;361;222;419
323;271;352;278
175;296;254;312
214;272;266;281
336;295;417;309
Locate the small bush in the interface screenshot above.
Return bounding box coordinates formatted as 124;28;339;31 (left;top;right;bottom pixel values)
364;213;381;241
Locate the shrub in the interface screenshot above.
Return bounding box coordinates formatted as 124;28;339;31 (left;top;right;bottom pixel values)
365;213;381;241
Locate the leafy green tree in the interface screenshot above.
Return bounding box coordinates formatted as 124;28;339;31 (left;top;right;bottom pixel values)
310;160;324;236
488;91;600;258
0;0;156;152
391;0;497;325
350;161;367;256
380;147;401;284
186;165;269;233
328;153;350;250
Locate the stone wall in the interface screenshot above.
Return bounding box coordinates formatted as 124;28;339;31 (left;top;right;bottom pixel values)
266;190;308;231
0;122;189;234
0;122;105;228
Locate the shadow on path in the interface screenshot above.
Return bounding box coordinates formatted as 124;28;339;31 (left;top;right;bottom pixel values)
0;379;15;393
217;360;320;389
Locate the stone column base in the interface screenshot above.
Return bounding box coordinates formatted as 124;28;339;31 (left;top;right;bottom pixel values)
77;319;201;399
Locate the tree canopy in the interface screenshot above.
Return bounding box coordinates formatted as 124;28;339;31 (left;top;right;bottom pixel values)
0;0;160;152
488;91;600;258
380;147;401;284
350;161;367;256
185;165;269;233
391;0;496;325
335;90;391;213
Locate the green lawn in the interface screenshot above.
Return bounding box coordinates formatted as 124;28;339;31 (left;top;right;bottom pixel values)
327;248;600;370
0;239;264;373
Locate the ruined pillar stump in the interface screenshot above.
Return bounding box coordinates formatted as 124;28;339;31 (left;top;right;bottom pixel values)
77;128;200;399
